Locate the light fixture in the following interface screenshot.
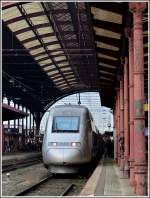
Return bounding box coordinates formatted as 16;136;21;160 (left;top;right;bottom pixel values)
71;142;81;147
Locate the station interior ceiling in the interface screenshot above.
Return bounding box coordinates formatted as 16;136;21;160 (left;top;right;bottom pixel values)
2;2;148;115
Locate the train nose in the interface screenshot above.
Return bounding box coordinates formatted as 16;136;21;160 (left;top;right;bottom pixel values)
63;149;82;164
46;149;63;164
46;148;82;165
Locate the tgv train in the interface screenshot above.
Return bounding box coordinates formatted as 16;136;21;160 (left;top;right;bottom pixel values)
42;105;103;173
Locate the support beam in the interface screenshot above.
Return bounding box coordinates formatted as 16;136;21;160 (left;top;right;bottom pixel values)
7;98;10;129
129;2;147;195
119;76;124;175
14;103;16;128
114;107;117;162
117;90;121;166
26;108;28;136
30;111;32;135
128;31;135;186
123;57;129;178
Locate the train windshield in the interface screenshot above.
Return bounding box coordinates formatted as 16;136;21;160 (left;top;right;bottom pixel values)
52;116;79;133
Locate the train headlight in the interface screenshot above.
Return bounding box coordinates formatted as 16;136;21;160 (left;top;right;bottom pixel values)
48;142;57;146
52;142;57;146
71;142;81;147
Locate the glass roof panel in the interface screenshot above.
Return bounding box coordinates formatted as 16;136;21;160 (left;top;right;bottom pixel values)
47;44;61;50
54;56;66;62
43;65;56;71
100;71;115;75
99;62;117;69
98;53;117;60
34;54;49;60
66;74;75;79
51;51;64;56
58;62;69;67
52;76;64;81
63;71;73;75
47;70;59;76
96;41;119;51
22;2;44;14
59;83;68;87
8;20;29;32
91;7;122;24
42;36;58;43
100;77;113;81
67;79;76;82
39;59;52;66
2;6;21;21
69;82;78;86
94;27;121;39
37;27;53;34
30;15;49;25
24;40;41;48
66;78;76;83
30;47;45;55
60;87;69;90
56;83;66;87
60;67;72;71
16;31;35;41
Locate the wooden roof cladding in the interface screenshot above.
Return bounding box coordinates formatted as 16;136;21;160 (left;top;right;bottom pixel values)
90;2;127;107
90;3;126;86
2;2;148;110
90;2;148;106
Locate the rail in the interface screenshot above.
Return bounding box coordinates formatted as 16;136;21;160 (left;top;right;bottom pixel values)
15;175;74;196
2;158;42;173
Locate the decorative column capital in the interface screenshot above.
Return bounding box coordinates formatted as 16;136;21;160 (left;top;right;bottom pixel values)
129;2;147;13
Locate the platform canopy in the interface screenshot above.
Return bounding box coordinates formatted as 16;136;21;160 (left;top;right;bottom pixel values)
2;2;148;113
2;103;28;121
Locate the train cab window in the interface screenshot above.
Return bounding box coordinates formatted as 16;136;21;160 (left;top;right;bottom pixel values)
52;116;79;133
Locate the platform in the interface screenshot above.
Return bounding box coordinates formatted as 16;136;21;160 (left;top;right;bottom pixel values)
2;152;42;164
80;157;135;196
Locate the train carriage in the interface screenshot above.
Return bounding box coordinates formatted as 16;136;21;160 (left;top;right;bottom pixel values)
42;105;102;173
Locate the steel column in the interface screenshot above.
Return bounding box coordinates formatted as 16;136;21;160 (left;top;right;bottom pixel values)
22;106;25;148
18;104;20;129
26;108;28;136
14;103;16;128
2;125;5;153
22;106;24;132
119;76;124;174
32;113;35;137
8;98;10;129
30;112;32;135
123;57;130;178
129;33;135;186
117;90;121;166
114;107;117;162
129;2;147;195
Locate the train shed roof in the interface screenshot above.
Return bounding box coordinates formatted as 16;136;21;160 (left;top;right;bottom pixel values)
2;2;148;113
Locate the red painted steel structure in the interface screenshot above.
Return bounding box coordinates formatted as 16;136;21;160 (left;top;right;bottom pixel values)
114;105;118;163
129;32;135;186
117;91;121;166
119;76;124;175
129;2;147;195
115;93;118;164
123;57;130;178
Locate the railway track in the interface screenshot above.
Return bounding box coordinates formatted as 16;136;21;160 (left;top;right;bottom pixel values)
2;155;102;196
15;176;52;196
15;175;75;196
2;158;42;173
